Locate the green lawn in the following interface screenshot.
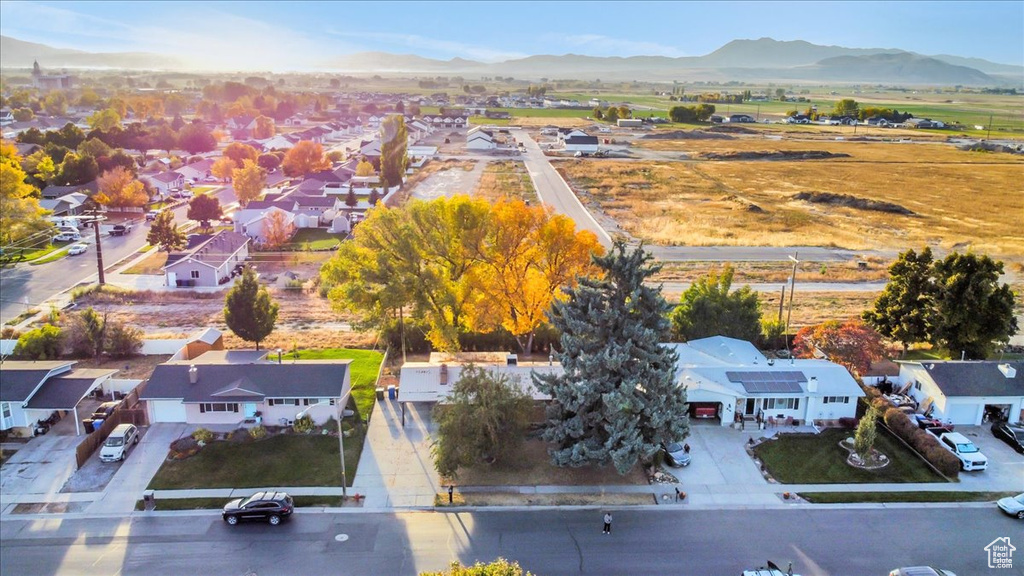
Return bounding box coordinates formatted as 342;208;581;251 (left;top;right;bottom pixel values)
29;247;71;265
287;228;348;250
292;348;384;420
753;428;947;484
800;491;1017;504
148;430;365;490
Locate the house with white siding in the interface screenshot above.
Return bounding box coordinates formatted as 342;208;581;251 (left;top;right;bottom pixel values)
894;361;1024;425
162;230;250;288
0;361;117;436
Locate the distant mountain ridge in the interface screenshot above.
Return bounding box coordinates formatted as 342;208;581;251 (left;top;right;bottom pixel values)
1;34;1019;86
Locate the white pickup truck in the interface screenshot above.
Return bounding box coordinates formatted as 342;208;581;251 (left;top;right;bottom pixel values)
928;429;988;471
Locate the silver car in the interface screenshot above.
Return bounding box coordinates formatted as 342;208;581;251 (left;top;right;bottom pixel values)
664;442;691;467
997;493;1024;519
889;568;957;576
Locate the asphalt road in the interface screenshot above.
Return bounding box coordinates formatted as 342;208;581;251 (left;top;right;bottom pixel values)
0;186;238;325
1;507;1019;576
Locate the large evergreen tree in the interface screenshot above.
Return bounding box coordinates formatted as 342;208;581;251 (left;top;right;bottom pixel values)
863;247;934;356
930;252;1017;359
224;267;279;350
669;265;761;342
146;211;186;252
379;114;407;187
534;241;689;475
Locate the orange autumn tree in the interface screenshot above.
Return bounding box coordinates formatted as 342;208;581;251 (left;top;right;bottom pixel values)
469;198;602;353
793;319;889;377
282;140;331;177
211;156;236;182
263;209;295;248
94;166;148;208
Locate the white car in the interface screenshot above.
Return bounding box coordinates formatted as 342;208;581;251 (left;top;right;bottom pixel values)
889;568;957;576
54;231;82;242
67;243;88;255
997;493;1024;519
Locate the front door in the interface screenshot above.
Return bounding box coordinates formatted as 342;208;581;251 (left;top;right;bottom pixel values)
1;402;11;429
243;403;257;418
744;398;756;416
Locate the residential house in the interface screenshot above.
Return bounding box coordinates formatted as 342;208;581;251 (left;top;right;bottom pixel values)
894;360;1023;425
41;181;97;200
163;230;250;288
293;195;342;227
727;114;756;123
175;158;215;183
232;202;298;243
669;336;863;426
227;116;258;138
399;352;558;403
261;133;300;150
564;135;600;154
14;142;41;157
0;361;117;436
466;126;496;150
144;171;185;196
140;350;351;426
556;128;588;143
40;192;87;216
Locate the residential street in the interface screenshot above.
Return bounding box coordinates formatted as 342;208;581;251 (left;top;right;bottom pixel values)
1;507;1020;576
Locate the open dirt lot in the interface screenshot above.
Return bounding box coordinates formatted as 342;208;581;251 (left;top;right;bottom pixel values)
475;161;537;202
557;138;1024;260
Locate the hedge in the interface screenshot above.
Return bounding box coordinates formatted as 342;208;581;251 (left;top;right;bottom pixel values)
883;408;960;478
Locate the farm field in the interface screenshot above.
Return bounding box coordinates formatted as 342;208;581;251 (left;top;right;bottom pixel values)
556;139;1024;260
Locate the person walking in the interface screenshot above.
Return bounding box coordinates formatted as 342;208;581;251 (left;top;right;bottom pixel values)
602;512;612;534
675;487;681;502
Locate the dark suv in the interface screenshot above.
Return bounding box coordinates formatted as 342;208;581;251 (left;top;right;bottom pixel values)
222;491;294;526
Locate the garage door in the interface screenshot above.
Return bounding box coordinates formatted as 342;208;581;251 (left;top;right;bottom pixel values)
945;403;979;425
150;400;187;423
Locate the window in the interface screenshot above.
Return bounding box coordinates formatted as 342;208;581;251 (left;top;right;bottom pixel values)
764;398;799;410
199;403;238;413
190;270;200;279
822;396;849;404
914;381;921;391
268;398;299;406
1;402;10;419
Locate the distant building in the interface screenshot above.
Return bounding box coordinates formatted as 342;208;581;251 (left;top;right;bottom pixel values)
31;60;72;90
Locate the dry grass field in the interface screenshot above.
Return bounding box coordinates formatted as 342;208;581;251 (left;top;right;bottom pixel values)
653;259;890;284
558;138;1024;259
475;161;537;202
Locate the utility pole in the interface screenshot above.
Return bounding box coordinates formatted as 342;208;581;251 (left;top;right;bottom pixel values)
987;113;993;140
785;252;800;344
88;210;106;285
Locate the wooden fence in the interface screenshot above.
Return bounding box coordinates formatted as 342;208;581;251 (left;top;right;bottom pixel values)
74;387;148;469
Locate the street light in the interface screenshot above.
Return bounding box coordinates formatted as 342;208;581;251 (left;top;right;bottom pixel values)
295;393;350;498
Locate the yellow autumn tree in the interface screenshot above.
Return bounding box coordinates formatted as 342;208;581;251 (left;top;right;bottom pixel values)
211;156;237;181
0;141;49;244
231;159;266;208
263;209;295;248
282;140;331;177
355;159;375;177
94;166;149;208
253;115;275;139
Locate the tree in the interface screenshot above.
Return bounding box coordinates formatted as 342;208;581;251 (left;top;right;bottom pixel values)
105;321;143;358
42;91;68;116
257;153;281;170
421;559;533;576
930;252;1017;359
94;166;148;208
431;365;533;479
147;210;186;252
533;242;690;475
345;187;358;209
54;152;98;186
355;159;375;177
282;140;330;177
833;98;860;118
604;106;619;122
854;404;880;460
0;142;49;244
223;142;259;167
863;247;934;356
694;103;716;121
670;265;761;342
14;325;63;360
13;108;35;122
252;115;275;139
368;188;380;205
224;266;279;350
231;159;266;207
380;115;408;186
187;194;223;229
263;209;295;248
211;156;236;182
793;319;888;377
77;137;113;160
149;123;177;154
592;107;604;120
668;106;697;123
177;121;217;154
62;308;106;358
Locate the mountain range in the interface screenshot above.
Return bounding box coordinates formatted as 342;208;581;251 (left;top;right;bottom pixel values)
2;35;1020;86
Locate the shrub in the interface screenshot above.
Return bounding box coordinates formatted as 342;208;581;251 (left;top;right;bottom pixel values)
838;417;859;429
227;428;251;443
169;436;200;459
249;425;267;440
105;322;143;358
1;327;22;339
192;427;214;444
13;325;63;359
293;415;314;434
928;446;962;477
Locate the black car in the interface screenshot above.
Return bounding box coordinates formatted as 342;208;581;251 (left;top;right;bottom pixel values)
991;421;1024;453
110;224;132;236
222;491;294;526
91;400;122;422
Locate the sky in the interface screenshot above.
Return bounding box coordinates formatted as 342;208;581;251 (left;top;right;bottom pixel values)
1;1;1022;71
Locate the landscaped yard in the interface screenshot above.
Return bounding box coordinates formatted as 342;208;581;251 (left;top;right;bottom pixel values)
287;228;348;250
292;348;384;421
147;430;365;490
753;428;947;484
799;491;1018;504
121;251;168;275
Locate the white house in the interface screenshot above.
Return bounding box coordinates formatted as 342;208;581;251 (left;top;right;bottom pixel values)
140;351;351;426
233;202;297;244
556;128;588;143
163;231;250;288
399;352;557;403
564;135;600;154
0;361;117;436
894;360;1024;425
669;336;863;426
175;159;215;183
144;171;185;195
466;126;496;150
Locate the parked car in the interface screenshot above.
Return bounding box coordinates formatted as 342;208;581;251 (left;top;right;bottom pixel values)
991;421;1024;453
996;493;1024;519
145;209;162;221
888;568;957;576
109;224;133;236
99;423;139;462
91;400;122;423
54;231;81;242
67;243;89;256
932;431;988;471
222;491;294;526
663;442;691;467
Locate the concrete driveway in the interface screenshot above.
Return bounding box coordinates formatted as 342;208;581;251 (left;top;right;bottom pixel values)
0;433;81;498
948;425;1024;490
87;423;188;514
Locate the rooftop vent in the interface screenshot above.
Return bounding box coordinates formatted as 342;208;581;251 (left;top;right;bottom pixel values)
998;363;1017;379
188;365;198;384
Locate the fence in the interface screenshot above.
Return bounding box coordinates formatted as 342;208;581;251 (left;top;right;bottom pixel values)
74;386;148;469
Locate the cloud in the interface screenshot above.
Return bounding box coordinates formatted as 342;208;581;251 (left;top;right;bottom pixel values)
326;30;528;62
552;34;689;58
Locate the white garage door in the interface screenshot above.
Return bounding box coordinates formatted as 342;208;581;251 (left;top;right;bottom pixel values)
945;403;980;425
150;400;187;423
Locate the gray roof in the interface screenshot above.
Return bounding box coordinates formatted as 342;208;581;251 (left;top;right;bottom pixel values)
140;361;351;402
918;361;1024;397
243;200;295;211
26;369;116;409
0;361;75;402
565;136;599;145
148;171;183;183
163;230;249;270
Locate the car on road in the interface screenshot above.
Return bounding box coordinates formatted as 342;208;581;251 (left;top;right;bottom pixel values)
67;243;89;256
109;224;133;236
663;442;691;467
145;209;163;221
997;493;1024;519
888;567;957;576
100;423;139;462
222;491;294;526
54;231;82;242
990;421;1024;453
